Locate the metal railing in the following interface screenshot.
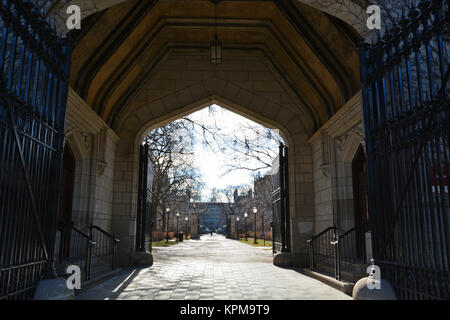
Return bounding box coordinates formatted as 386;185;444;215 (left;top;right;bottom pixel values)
307;226;336;274
359;0;448;299
271;144;290;253
0;0;71;300
338;226;367;272
57;223;95;281
90;225;120;271
307;225;368;281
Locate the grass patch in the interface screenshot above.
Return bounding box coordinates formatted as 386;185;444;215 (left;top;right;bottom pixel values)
238;238;272;247
152;240;181;247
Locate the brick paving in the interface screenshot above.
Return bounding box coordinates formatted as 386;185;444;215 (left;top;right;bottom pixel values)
76;234;350;300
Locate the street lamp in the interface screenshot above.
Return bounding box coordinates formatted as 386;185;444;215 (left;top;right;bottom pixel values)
176;212;180;241
236;217;240;240
262;211;265;246
185;216;189;239
166;207;170;244
244;212;248;241
191;199;199;239
253;207;258;244
229;203;234;238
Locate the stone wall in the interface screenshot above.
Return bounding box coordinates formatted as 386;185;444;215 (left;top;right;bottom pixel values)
309;92;365;235
65;88;119;232
310;131;334;233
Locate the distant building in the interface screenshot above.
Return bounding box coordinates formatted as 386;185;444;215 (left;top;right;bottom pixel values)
196;203;227;232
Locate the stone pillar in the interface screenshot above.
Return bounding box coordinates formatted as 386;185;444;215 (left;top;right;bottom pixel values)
287;134;315;268
111;141;154;267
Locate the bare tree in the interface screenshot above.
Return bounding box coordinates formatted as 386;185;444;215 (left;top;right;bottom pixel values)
252;173;274;233
183;105;284;176
145;120;203;231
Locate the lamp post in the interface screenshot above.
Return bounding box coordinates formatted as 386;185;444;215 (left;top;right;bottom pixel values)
176;212;180;241
228;203;233;239
165;207;170;244
236;217;240;240
191;199;198;239
262;212;265;246
185;216;189;239
244;212;248;241
253;207;258;244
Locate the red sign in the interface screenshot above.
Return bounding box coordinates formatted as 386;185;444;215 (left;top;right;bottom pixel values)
430;162;449;193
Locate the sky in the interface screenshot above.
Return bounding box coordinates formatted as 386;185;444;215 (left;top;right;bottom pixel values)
187;105;280;201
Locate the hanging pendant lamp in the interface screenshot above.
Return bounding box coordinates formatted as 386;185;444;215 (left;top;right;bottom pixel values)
210;0;222;64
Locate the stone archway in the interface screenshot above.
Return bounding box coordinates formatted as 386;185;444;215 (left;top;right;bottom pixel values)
111;83;314;267
52;0;365;268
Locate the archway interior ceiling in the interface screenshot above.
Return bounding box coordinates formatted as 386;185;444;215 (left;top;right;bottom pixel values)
67;0;360;135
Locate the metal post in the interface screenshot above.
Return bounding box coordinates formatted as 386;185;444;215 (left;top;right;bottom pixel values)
332;233;340;281
85;239;92;281
176;214;179;242
165;207;170;244
229;204;233;239
254;211;257;244
149;221;153;253
253;207;258;244
262;214;265;246
245;218;248;241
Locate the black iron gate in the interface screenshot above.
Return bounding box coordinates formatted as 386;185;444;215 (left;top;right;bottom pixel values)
271;144;290;253
0;1;71;299
137;142;153;252
360;1;448;299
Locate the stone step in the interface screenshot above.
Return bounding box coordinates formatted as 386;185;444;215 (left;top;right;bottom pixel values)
55;258;115;282
303;268;354;296
76;268;123;295
314;262;367;283
314;256;367;273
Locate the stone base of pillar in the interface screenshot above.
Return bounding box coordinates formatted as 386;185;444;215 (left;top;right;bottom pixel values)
131;251;153;267
273;252;293;267
34;278;74;300
352;277;397;300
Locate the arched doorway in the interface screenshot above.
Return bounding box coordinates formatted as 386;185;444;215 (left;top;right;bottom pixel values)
57;144;76;260
351;145;369;259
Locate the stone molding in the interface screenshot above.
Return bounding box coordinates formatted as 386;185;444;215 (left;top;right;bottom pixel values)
309;90;363;144
66;88;120;176
46;0;371;40
66;88;120;144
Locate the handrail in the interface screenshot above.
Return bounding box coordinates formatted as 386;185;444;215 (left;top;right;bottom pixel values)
90;225;120;271
338;226;357;239
307;226;336;243
338;225;367;273
306;226;337;276
58;222;95;281
307;224;369;282
90;225;120;242
71;224;95;244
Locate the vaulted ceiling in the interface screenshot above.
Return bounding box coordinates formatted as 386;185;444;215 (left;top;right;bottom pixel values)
68;0;361;132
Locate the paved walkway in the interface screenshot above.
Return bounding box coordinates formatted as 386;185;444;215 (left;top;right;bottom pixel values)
76;234;350;300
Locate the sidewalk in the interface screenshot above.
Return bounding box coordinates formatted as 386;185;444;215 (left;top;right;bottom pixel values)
76;234;351;300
